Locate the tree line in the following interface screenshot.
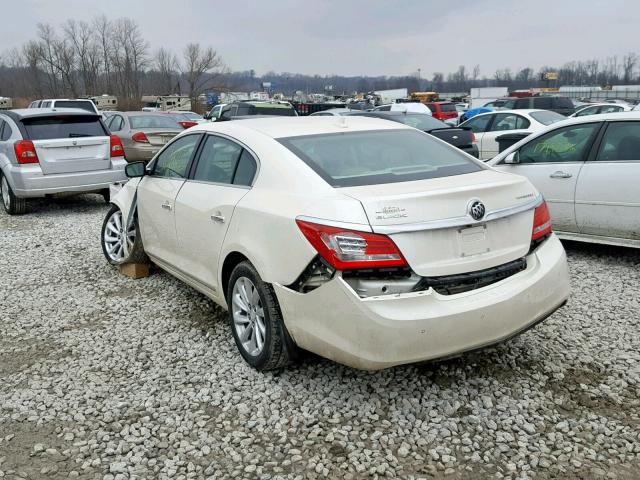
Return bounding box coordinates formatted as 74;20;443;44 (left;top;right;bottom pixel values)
0;16;227;108
1;15;639;107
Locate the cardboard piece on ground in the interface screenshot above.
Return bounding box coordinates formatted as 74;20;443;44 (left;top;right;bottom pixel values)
119;263;150;279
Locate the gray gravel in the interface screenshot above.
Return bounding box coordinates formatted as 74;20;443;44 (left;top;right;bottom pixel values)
1;195;639;480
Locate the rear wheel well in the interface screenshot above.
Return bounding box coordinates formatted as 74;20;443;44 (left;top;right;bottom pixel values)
221;252;249;302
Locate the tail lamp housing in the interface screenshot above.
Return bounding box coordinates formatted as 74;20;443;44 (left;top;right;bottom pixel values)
532;200;552;240
132;132;149;143
14;140;39;164
296;219;407;270
178;121;198;129
110;134;125;157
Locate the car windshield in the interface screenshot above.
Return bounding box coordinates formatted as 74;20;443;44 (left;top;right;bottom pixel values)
278;129;481;187
181;112;203;120
530;111;566;125
22;115;106;139
387;114;448;131
129;115;180;129
53;101;96;113
501;100;516;109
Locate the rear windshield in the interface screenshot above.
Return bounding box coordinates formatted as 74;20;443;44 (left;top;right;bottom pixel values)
278;129;482;187
253;105;297;116
530;110;566;125
22;115;106;140
53;101;96;113
552;97;574;109
440;103;457;112
129;115;180;129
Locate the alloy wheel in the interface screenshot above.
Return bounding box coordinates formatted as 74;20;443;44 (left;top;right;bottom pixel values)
232;276;266;357
103;209;135;262
1;176;10;211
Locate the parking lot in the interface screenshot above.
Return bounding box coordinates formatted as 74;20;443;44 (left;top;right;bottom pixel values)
0;195;638;479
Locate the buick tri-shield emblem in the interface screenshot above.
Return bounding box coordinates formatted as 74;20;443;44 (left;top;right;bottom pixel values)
469;201;486;221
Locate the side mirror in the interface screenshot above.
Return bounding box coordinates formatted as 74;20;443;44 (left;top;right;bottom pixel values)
504;151;520;164
125;161;146;178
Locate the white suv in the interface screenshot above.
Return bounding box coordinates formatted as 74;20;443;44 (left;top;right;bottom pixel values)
28;99;99;115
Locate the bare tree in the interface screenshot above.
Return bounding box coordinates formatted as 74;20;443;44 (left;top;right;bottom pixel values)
623;53;637;84
63;20;100;95
181;43;226;107
154;47;179;93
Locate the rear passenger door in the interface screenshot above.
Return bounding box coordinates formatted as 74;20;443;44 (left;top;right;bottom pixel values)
462;114;494;158
575;121;640;240
480;113;531;160
174;134;257;296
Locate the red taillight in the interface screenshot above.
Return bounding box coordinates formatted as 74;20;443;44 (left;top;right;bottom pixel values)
14;140;39;164
110;134;124;157
178;121;197;129
471;132;476;143
132;132;149;143
296;219;407;270
532;200;552;240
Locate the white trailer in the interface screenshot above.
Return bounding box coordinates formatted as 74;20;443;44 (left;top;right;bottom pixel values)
470;87;509;109
141;95;192;111
373;88;408;104
0;97;12;109
89;94;118;110
219;92;250;103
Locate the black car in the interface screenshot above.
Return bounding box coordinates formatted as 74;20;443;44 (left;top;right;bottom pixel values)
500;96;575;116
349;111;479;158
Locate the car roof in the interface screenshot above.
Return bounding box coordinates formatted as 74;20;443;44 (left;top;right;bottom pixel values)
555;111;640;123
38;98;94;102
4;108;100;120
189;115;411;139
122;111;173;116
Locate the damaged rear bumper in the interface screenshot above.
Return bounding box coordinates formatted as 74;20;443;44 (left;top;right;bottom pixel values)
273;234;570;370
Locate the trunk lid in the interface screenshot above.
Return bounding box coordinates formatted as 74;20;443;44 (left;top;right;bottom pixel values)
341;170;539;277
33;137;111;174
141;129;180;147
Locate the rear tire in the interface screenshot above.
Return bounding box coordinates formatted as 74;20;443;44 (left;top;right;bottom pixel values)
101;205;148;265
0;172;26;215
227;261;297;371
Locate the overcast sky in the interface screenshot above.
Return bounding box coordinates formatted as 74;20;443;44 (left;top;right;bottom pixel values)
2;0;637;77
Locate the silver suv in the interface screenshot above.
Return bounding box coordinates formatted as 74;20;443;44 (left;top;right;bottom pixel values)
0;108;127;215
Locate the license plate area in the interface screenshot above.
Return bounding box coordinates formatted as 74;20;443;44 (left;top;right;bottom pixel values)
458;224;489;257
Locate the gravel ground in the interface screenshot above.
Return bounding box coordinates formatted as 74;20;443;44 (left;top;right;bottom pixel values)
1;195;639;480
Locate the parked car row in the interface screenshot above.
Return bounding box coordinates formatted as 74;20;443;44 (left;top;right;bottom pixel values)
4;100;639;372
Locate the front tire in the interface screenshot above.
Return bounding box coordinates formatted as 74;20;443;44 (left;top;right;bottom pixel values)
101;205;148;265
1;172;27;215
227;261;297;370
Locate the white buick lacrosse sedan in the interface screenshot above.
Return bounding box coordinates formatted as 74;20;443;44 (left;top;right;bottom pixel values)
102;116;570;371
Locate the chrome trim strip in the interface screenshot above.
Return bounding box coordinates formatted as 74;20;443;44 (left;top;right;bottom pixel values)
372;195;543;234
295;215;373;232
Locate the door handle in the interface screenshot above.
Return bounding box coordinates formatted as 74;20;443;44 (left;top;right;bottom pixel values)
161;201;172;211
550;171;572;179
211;213;225;223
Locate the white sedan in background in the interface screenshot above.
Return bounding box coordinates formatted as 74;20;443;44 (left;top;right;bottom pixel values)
489;112;640;249
102;117;569;370
570;103;632;117
459;109;566;160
